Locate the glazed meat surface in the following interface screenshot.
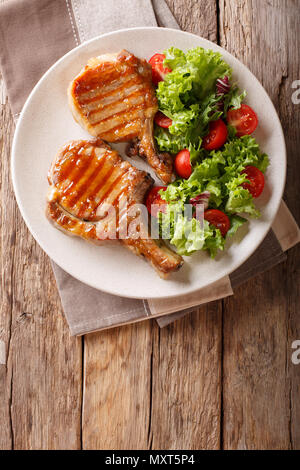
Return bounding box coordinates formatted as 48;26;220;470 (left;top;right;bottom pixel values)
68;50;173;184
46;139;183;278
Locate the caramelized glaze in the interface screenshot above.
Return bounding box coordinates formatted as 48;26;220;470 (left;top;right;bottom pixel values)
46;139;183;278
68;50;173;183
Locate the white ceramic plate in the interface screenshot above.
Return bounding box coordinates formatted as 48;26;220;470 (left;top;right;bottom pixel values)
12;27;286;299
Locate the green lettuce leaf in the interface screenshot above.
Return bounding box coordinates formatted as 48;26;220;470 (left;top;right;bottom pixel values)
154;47;233;155
223;86;247;112
158;134;269;256
159;206;225;257
162;47;232;104
203;226;226;258
225;187;260;217
153;46;267;259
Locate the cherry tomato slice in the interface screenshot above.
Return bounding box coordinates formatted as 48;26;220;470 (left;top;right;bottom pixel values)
146;186;167;217
227;104;258;137
148;53;172;86
174;149;192;179
154;111;172;128
241;165;265;198
204;209;230;238
203;119;228;151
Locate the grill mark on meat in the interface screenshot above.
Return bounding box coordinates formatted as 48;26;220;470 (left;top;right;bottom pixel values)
52;148;82;184
97;165;131;207
78;165;131;220
79;154;120;206
65;149;107;209
74;66;123;95
72;154;120;218
79;78;144;109
59;152;93;195
46;139;183;277
87;92;145;123
98;166;133;209
90;164;125;207
91;103;145;131
52;142;89;184
68;51;174;184
100;121;140;142
77;73;138;102
83;84;147;114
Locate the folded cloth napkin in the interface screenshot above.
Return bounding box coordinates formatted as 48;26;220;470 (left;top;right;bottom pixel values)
1;0;299;335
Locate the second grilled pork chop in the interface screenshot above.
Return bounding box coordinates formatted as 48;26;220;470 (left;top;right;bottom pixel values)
68;50;173;184
46;139;183;278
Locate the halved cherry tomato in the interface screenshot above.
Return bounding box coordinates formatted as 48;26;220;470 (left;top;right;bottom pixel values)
154;111;172;128
174;149;192;179
204;209;230;238
203;119;228;151
146;186;167;217
227;104;258;137
241;165;265;198
148;53;172;86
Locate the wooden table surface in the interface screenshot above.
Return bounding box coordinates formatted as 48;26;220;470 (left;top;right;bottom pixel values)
0;0;299;450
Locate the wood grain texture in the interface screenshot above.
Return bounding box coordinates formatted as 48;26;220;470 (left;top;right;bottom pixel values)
81;0;222;451
165;0;218;41
1;0;299;451
0;75;82;449
151;0;222;450
219;0;300;450
82;323;152;450
276;0;300;449
150;304;222;450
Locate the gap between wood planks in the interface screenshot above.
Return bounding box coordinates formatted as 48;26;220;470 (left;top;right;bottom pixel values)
146;0;224;451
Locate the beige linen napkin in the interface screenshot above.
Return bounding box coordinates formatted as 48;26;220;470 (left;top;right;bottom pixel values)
1;0;299;335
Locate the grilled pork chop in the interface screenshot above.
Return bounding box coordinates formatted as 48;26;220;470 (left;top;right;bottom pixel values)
46;139;183;278
68;50;173;184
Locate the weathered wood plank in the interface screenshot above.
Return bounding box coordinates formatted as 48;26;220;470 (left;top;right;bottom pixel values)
0;77;82;449
1;0;298;451
82;323;152;450
150;304;222;449
0;73;13;450
148;0;222;450
165;0;218;42
81;0;222;451
219;0;300;450
277;0;300;450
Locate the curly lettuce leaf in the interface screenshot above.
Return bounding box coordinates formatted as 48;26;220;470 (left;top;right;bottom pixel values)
154;47;233;155
161;47;232;105
223;86;247;112
153;46;267;258
158;135;269;257
159;206;225;257
225;187;260;217
203;225;226;258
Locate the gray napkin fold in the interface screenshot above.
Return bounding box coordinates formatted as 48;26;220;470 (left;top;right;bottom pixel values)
0;0;299;335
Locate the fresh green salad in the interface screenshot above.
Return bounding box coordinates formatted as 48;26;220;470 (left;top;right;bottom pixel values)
147;47;269;257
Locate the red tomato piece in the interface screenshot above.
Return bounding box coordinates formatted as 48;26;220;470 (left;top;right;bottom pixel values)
203;119;228;151
204;209;230;237
148;53;172;86
174;149;192;179
146;186;167;217
227;104;258;137
241;165;265;198
154;111;172;128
